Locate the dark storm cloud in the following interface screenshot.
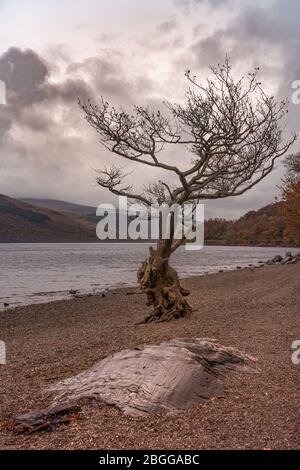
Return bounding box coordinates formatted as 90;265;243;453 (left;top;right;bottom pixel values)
0;45;152;147
1;47;111;106
0;48;92;196
0;47;49;106
0;45;159;204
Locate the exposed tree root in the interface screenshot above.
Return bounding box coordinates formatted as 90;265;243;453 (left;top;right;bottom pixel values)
137;247;192;323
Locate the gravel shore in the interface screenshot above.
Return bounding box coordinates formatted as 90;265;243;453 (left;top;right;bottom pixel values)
0;264;299;449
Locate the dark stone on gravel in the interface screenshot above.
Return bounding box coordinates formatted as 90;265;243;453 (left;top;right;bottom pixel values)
287;258;297;265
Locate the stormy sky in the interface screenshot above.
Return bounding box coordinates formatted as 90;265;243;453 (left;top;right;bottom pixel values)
0;0;299;219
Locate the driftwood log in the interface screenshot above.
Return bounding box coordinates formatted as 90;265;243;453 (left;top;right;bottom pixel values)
48;338;257;417
13;338;258;432
12;403;81;434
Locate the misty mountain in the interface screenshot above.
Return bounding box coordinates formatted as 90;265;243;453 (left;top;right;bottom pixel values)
20;198;97;217
0;195;97;242
0;195;289;245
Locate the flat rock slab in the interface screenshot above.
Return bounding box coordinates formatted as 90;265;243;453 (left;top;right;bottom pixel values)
50;338;258;417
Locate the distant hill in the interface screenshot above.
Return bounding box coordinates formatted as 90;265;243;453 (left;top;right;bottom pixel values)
19;197;143;234
205;202;286;246
0;195;293;245
0;195;97;242
20;198;97;217
20;197;100;224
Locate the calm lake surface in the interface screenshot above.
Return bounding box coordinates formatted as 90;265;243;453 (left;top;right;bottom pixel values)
0;243;296;310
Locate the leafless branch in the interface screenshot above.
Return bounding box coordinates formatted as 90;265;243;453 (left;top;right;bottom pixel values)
81;58;297;211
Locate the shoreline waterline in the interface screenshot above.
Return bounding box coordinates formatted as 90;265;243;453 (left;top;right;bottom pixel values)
1;243;298;310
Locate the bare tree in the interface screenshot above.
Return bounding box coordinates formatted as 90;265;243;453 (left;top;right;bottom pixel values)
283;152;300;183
81;59;296;322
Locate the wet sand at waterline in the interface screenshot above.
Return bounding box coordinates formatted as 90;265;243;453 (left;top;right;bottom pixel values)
0;265;299;449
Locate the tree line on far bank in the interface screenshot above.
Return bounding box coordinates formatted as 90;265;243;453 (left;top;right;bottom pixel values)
205;153;300;247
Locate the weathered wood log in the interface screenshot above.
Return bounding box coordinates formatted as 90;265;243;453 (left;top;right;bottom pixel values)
49;338;258;417
13;403;81;434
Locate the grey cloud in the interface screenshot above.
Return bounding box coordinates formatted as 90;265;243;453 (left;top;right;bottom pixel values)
174;0;232;14
0;113;11;138
190;0;300;141
0;47;49;107
182;0;300;217
156;18;177;35
0;47;94;141
191;34;227;68
17;107;54;133
0;46;158;207
45;79;92;103
191;1;300;79
67;55;154;104
1;0;298;218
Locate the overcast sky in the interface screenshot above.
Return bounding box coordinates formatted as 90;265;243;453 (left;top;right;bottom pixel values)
0;0;299;218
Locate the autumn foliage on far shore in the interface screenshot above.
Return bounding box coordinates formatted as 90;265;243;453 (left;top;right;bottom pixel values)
204;203;285;247
205;153;300;247
279;153;300;246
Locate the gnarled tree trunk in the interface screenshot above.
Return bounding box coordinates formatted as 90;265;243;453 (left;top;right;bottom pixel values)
137;244;192;323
